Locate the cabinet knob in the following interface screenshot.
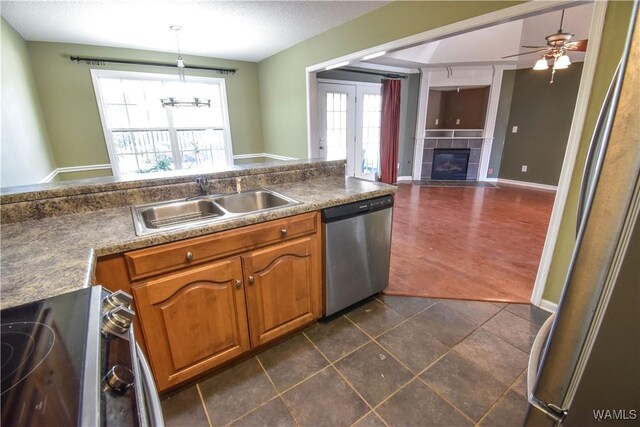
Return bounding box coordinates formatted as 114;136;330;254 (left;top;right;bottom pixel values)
186;251;194;261
248;276;254;284
280;228;287;236
235;279;242;289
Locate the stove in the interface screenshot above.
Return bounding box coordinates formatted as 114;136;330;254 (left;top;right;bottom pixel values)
0;286;164;426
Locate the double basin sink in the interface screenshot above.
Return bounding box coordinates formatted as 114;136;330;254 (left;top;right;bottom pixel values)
131;189;300;236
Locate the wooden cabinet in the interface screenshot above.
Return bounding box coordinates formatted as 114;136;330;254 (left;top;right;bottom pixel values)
96;212;322;391
243;237;321;347
132;258;250;390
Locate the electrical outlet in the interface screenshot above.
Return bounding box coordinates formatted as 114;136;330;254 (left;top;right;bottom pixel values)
488;167;494;175
521;165;528;172
456;119;461;125
435;119;439;125
512;126;518;133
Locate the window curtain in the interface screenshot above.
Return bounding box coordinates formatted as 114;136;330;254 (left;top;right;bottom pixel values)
379;79;401;184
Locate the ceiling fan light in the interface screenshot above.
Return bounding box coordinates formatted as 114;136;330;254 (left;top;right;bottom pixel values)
533;58;549;70
554;54;571;70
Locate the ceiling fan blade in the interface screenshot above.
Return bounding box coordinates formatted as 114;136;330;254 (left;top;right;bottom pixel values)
566;39;589;52
501;48;549;59
522;45;547;49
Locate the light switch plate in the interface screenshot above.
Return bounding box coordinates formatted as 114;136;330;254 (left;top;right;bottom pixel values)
521;165;528;172
512;126;518;133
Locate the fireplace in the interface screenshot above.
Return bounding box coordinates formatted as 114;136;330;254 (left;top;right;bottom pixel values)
431;148;470;180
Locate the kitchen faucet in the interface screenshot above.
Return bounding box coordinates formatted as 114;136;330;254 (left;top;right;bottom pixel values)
195;176;209;196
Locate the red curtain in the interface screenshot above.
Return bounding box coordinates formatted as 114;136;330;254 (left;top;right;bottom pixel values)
379;79;401;184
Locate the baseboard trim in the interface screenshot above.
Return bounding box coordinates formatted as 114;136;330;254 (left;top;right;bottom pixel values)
482;177;498;183
40;164;113;183
498;178;558;191
233;153;298;161
39;169;59;184
539;299;558;313
396;176;413;182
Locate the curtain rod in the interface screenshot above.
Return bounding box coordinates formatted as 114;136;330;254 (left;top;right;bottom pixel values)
340;68;408;79
70;56;236;75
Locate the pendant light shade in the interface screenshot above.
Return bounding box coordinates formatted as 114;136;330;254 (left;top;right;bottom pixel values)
554;54;571;70
533;58;549;70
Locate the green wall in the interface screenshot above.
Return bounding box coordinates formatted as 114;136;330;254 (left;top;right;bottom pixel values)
257;1;523;158
499;63;583;186
26;42;264;171
543;0;635;303
487;70;516;179
0;19;57;187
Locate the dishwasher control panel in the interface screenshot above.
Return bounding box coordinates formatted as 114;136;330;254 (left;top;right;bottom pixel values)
322;195;394;223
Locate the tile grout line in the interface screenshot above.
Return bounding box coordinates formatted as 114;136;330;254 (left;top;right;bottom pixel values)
299;332;384;424
364;299;518;425
255;357;302;427
195;383;214;427
475;365;530;426
341;305;479;424
301;333;391;427
198;298;526;427
219;357;302;427
415;373;479;426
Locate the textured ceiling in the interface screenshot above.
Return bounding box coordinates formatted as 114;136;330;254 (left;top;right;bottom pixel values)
1;1;388;62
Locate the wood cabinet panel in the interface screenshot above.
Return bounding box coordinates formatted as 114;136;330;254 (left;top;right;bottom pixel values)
125;212;317;281
132;258;250;390
97;212;322;391
243;236;322;347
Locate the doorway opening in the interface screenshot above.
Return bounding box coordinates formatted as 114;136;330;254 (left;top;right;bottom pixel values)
306;0;607;308
316;80;382;180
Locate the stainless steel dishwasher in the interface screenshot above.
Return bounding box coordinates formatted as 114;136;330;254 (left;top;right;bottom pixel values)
322;195;393;316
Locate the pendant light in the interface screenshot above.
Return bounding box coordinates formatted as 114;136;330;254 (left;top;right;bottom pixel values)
160;26;211;108
554;54;571;69
533;58;549;70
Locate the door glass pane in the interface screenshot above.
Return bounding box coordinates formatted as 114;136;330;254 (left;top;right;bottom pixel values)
360;93;382;175
325;92;348;160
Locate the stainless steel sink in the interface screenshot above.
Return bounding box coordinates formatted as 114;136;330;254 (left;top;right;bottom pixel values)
131;189;300;236
140;199;225;229
213;190;294;213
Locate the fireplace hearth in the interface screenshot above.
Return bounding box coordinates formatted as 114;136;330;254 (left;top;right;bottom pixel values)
431;148;471;180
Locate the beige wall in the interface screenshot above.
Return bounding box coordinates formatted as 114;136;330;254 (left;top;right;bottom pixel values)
26;42;264;171
543;0;635;303
257;1;523;158
1;18;57;187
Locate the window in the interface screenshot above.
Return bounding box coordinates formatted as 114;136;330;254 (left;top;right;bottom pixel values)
92;70;233;177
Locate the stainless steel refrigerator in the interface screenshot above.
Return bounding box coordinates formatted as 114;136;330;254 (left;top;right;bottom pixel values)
525;3;640;426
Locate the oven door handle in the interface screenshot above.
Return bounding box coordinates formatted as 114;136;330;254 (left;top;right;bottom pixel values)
136;343;165;427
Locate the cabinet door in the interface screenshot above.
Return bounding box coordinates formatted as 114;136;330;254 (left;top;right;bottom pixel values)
243;236;322;347
132;257;250;391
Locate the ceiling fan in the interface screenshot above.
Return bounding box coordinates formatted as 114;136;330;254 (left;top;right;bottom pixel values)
502;10;588;83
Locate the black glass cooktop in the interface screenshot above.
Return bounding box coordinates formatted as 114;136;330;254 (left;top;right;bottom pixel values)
1;288;91;426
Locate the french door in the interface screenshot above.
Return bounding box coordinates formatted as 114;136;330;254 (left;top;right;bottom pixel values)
317;82;382;180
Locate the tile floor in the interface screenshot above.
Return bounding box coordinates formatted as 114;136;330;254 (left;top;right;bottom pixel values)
161;295;550;427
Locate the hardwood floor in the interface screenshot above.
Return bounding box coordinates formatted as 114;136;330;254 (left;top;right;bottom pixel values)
386;183;556;303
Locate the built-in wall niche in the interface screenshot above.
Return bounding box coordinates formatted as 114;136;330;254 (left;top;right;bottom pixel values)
426;86;490;129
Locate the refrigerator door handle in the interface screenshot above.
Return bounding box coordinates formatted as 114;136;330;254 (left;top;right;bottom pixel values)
527;314;567;423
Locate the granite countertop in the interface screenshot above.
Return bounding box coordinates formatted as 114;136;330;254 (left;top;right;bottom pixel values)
0;176;395;309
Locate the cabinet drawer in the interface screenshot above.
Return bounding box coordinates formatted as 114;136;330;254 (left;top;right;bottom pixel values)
125;212;317;281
